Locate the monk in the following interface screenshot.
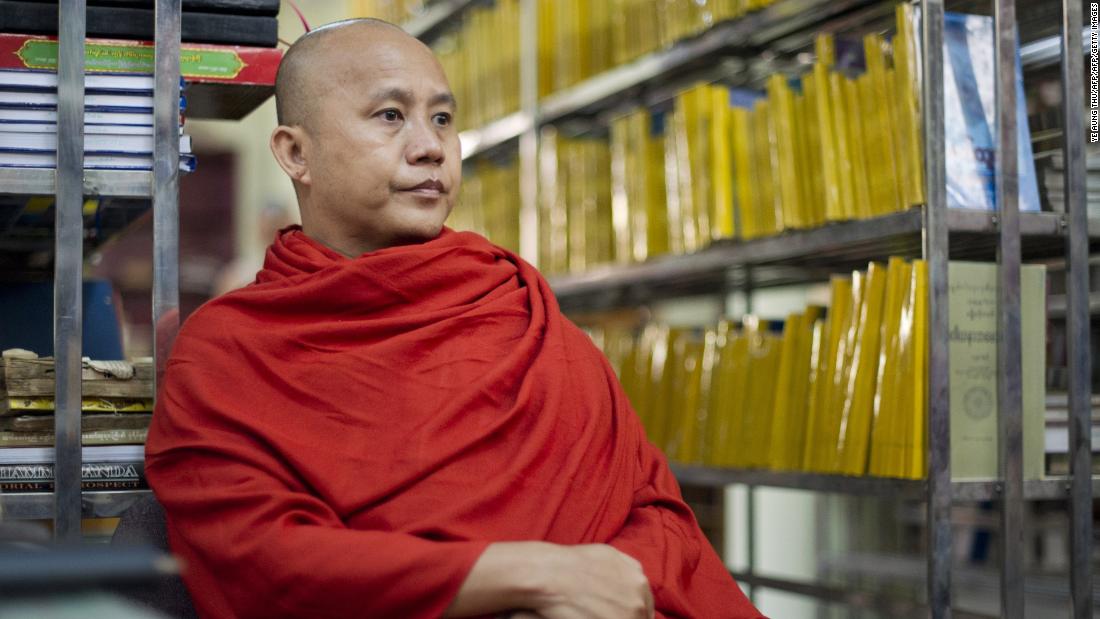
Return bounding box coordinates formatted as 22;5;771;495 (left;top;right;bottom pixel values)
145;18;765;619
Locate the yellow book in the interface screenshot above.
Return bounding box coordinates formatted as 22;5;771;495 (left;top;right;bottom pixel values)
710;86;735;239
644;111;671;258
837;262;889;476
704;321;732;465
744;324;782;468
787;306;824;470
730;106;755;239
664;103;688;255
610;115;633;264
674;335;707;463
694;327;721;464
718;326;752;467
793;88;818;227
768;313;803;469
846;76;874;219
588;0;613;77
894;4;925;208
863;34;904;215
814;62;843;222
815;32;835;67
906;260;928;479
538;0;556;97
829;72;858;220
755;101;783;235
801;316;828;470
868;257;911;477
815;274;856;473
767;75;802;229
682;86;709;252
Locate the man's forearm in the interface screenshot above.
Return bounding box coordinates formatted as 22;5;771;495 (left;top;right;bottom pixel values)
443;541;552;617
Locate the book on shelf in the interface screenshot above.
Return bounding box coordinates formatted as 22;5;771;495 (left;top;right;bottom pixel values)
0;150;196;171
947;261;1045;481
0;427;147;447
0;33;281;120
0;0;279;47
0;445;145;492
0;67;160;92
0;132;191;154
0;89;180;112
0;121;177;135
0;412;151;432
0;107;162;126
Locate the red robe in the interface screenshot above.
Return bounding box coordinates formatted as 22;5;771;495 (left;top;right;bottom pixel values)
145;226;764;619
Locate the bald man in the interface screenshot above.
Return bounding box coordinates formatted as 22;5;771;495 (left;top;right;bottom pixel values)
145;19;764;619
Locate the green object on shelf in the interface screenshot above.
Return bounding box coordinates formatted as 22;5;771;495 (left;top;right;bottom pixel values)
16;39;244;79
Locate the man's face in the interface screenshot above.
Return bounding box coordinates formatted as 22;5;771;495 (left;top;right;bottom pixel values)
300;28;461;252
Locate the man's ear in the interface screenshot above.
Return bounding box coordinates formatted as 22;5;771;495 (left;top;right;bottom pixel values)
270;125;312;186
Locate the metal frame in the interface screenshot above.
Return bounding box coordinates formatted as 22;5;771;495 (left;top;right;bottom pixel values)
442;0;1096;615
1060;0;1094;616
52;0;88;543
0;0;182;537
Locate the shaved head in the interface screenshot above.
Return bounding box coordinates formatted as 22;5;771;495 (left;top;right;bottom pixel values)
275;18;414;128
268;15;460;257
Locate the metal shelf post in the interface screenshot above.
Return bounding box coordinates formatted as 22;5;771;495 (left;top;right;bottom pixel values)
53;0;87;543
921;1;952;616
994;1;1025;616
1061;0;1094;616
152;0;182;389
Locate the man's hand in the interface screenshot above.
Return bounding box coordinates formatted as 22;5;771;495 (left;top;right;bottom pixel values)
445;541;653;619
529;544;654;619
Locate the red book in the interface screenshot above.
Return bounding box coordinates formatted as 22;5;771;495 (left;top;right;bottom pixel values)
0;32;282;119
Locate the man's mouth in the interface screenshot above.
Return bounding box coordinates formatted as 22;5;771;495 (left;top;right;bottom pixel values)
403;179;446;197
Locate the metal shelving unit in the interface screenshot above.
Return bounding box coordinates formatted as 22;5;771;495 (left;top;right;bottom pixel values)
439;0;1097;616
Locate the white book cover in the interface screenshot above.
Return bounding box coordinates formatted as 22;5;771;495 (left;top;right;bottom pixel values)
0;132;192;154
0;69;155;93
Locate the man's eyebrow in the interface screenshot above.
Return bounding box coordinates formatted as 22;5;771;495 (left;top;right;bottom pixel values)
366;88;456;110
430;92;457;109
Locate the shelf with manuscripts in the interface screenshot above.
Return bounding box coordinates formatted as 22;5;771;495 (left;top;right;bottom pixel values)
455;0;883;160
670;464;1100;502
0;489;149;520
0;169;154;276
548;207;1100;310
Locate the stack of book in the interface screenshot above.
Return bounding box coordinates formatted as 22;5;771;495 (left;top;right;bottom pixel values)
0;0;279;47
452;156;521;254
0;349;152;449
432;0;520;131
537;128;612;275
0;444;145;492
460;7;1044;275
0;67;194;172
596;259;1047;481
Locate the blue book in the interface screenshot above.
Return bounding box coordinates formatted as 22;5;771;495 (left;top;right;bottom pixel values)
923;11;1043;211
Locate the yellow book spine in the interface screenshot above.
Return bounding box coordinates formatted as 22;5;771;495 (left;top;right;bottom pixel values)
869;258;910;477
731;106;756;239
846;76;874;219
829;72;857;220
610;115;633;264
710;86;735;239
767;75;802;230
768;313;803;469
907;260;929;479
837;262;889;476
756;100;782;234
801;316;828;470
645;112;670;258
894;4;925;207
822;273;861;474
815;63;843;222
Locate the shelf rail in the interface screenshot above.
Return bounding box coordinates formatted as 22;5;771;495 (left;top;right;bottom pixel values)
1060;0;1093;616
53;0;87;544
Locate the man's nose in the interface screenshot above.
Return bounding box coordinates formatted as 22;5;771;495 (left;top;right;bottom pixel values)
406;118;445;165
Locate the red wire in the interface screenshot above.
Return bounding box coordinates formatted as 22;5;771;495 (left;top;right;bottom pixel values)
285;0;311;33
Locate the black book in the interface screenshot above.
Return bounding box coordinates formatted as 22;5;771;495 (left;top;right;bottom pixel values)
0;1;279;47
17;0;280;15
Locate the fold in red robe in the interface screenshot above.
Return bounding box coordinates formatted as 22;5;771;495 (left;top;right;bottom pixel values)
145;226;764;619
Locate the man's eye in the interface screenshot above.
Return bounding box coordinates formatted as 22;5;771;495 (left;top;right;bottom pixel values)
433;113;452;127
380;109;402;122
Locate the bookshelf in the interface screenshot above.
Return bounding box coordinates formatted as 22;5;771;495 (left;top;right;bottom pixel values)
0;0;281;542
424;0;1094;616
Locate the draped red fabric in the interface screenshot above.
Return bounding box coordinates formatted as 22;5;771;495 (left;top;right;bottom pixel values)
145;226;764;619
